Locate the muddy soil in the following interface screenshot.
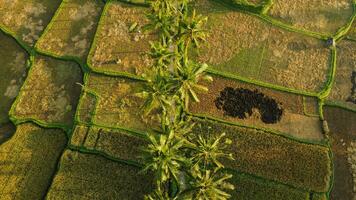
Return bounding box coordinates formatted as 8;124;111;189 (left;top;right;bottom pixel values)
215;87;283;123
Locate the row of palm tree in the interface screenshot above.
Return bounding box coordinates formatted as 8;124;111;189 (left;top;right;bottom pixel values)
134;0;235;199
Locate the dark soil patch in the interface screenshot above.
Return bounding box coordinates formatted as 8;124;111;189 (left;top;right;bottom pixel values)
324;106;355;200
215;87;283;124
347;71;356;104
324;106;356;138
0;122;16;144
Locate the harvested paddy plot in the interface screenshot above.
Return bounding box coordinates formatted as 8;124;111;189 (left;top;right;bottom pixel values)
0;0;62;46
193;120;332;192
190;76;325;141
328;40;356;110
0;31;29;125
0;123;67;200
88;1;153;76
46;150;154;199
268;0;354;35
11;55;83;127
36;0;104;61
195;1;331;92
85;73;159;132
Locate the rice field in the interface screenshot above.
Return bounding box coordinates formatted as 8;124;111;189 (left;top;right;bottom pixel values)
0;0;355;199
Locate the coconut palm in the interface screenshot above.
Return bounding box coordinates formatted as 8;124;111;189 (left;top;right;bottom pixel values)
189;132;234;170
135;69;177;116
175;60;213;109
141;130;189;190
184;169;235;200
177;9;208;56
144;188;169;200
149;40;175;70
144;0;177;38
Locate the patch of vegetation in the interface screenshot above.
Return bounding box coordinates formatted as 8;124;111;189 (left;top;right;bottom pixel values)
0;31;29;124
36;0;104;61
193;120;332;192
11;55;83;127
70;125;88;147
312;193;328;200
0;123;67;199
46;150;154;199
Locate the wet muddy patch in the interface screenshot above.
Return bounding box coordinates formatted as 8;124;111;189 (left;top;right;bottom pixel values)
215;87;283;124
347;71;356;104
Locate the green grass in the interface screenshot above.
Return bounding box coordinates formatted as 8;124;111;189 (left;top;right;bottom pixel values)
0;123;67;199
10;55;83;128
348;20;356;39
75;91;97;124
46;150;154;200
312;193;328;200
193;119;332;192
0;31;29;124
36;0;104;61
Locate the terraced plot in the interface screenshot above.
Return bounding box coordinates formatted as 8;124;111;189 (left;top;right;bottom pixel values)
327;40;356;110
268;0;354;35
0;0;62;47
193;120;331;192
0;123;67;200
82;73;159;132
324;106;356;200
190;75;325;141
36;0;104;61
0;31;29;125
70;125;146;163
46;150;154;199
87;1;153;77
10;55;83;128
194;0;332;93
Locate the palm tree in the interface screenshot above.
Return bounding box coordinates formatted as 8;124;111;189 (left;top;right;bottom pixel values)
148;40;175;70
175;60;213;109
135;69;177;116
141;130;189;187
177;9;208;56
186;169;235;200
189;132;234;170
144;0;177;39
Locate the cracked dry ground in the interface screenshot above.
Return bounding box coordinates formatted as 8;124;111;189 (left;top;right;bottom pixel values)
0;0;355;199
